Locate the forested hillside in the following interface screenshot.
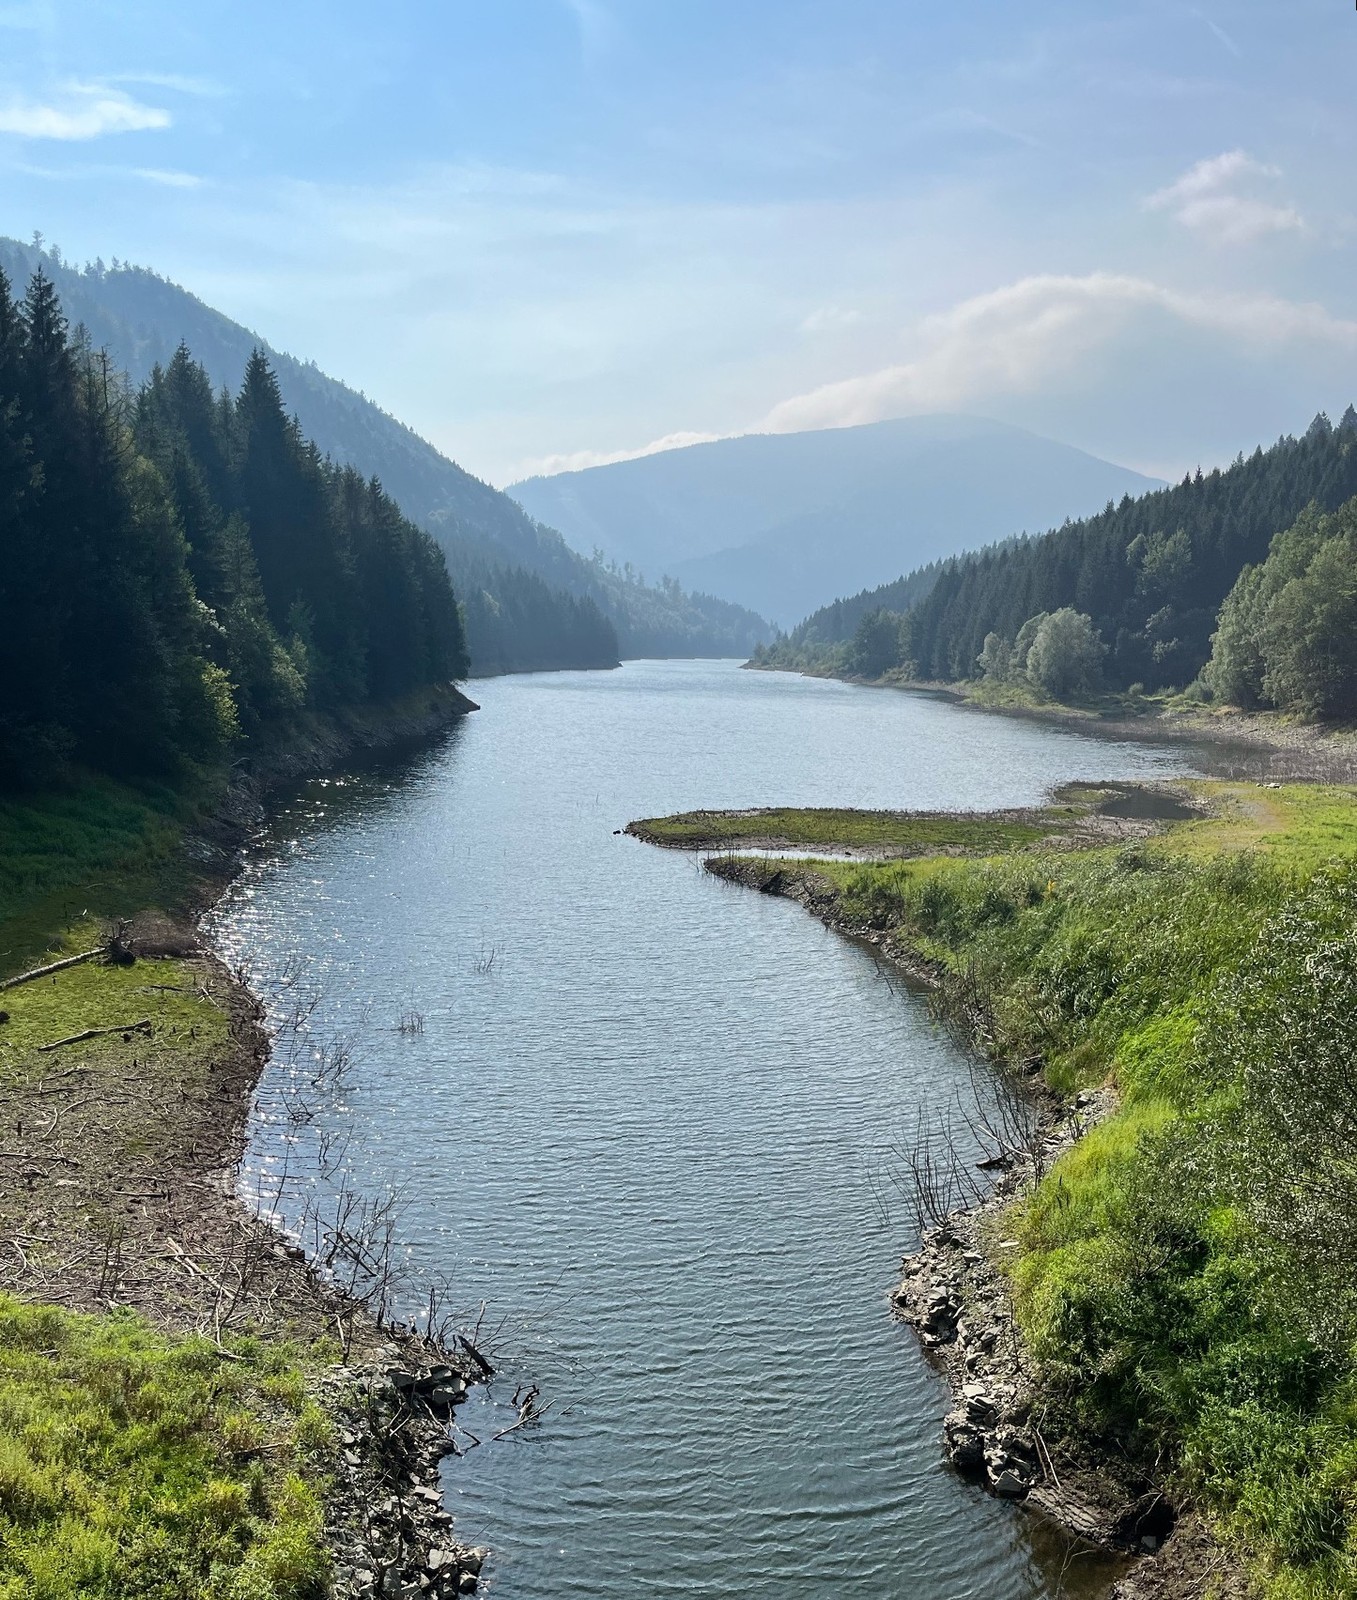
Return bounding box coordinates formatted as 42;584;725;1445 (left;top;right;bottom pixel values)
908;411;1357;689
0;237;768;668
771;412;1357;696
750;562;946;673
0;267;467;786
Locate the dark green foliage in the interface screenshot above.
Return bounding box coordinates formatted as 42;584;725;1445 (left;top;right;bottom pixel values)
451;548;619;675
0;236;769;671
846;608;910;678
794;415;1357;694
1209;497;1357;717
0;270;468;786
751;561;943;673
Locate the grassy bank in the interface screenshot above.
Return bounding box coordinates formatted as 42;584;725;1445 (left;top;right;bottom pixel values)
0;1297;331;1600
0;774;216;972
0;686;478;1599
0;927;344;1598
657;783;1357;1596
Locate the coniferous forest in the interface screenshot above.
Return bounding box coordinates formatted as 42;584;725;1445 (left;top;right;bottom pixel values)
0;268;470;787
767;412;1357;707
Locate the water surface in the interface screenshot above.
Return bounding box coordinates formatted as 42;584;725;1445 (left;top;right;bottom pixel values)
209;660;1207;1600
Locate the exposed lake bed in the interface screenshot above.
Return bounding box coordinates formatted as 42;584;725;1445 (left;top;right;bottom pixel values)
208;659;1216;1599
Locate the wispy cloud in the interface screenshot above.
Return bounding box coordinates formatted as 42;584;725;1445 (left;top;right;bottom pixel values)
0;82;171;140
514;429;722;481
1145;150;1302;244
762;273;1357;434
800;304;863;335
105;71;227;99
562;0;615;64
129;166;202;188
1193;9;1243;58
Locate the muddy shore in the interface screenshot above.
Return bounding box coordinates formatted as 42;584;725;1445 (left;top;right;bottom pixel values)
0;685;492;1599
703;853;1253;1600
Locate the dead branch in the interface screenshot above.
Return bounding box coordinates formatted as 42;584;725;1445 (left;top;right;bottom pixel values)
38;1019;152;1053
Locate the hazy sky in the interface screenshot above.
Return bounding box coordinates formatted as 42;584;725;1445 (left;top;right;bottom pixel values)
1;1;1353;485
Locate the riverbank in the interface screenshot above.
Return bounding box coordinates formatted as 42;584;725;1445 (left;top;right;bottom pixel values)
0;686;488;1600
746;659;1357;784
637;782;1357;1599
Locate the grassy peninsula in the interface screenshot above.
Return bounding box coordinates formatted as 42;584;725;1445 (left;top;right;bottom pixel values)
635;782;1357;1598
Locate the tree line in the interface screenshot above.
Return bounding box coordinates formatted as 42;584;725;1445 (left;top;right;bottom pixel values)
781;412;1357;710
0;269;469;786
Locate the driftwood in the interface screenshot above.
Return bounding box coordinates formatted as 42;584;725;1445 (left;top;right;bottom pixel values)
458;1335;496;1378
0;949;102;991
38;1019;152;1053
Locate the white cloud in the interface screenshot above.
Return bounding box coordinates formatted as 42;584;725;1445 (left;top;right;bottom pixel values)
763;273;1357;434
0;82;170;140
129;167;202;188
1145;150;1302;244
514;429;722;481
800;303;863;334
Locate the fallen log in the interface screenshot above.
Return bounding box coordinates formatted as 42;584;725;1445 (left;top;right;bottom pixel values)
0;949;102;991
38;1019;152;1053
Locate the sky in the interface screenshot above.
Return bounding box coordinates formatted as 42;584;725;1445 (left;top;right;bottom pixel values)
0;0;1354;486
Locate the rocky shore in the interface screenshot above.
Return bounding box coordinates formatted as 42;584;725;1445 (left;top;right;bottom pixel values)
702;852;1252;1600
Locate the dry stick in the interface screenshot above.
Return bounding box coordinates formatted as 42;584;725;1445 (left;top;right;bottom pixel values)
38;1019;151;1053
0;948;102;991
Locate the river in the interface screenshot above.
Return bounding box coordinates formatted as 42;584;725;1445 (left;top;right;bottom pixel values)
207;659;1207;1600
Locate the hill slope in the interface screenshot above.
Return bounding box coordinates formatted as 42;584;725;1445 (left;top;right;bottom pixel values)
784;410;1357;695
0;238;769;665
509;416;1161;627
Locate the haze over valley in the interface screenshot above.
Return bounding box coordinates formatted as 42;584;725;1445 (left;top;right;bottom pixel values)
5;7;1357;1600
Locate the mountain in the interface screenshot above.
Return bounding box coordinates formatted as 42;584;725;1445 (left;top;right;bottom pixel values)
0;237;770;667
811;410;1357;694
508;416;1162;628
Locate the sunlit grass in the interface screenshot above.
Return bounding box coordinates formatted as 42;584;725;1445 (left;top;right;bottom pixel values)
0;1295;330;1600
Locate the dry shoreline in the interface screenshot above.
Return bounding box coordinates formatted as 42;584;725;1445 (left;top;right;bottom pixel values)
752;661;1357;785
0;685;492;1600
703;854;1252;1600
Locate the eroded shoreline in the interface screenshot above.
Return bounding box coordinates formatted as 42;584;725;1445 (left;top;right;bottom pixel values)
0;687;493;1599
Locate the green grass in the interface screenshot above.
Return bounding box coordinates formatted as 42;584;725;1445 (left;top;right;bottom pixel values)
747;782;1357;1596
0;1295;331;1600
0;773;217;975
629;805;1063;853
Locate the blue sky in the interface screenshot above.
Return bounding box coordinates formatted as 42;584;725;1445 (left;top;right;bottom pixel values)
1;1;1354;485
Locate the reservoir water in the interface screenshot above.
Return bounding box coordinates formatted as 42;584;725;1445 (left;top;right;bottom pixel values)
207;659;1206;1600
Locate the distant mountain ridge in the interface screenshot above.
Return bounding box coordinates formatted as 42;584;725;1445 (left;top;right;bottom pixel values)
509;416;1163;628
0;237;769;666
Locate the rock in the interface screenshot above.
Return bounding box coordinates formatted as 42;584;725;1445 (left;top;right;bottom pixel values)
462;1549;488;1576
428;1385;467;1411
943;1411;986;1472
427;1549;456;1573
457;1574;479;1594
990;1467;1033;1498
